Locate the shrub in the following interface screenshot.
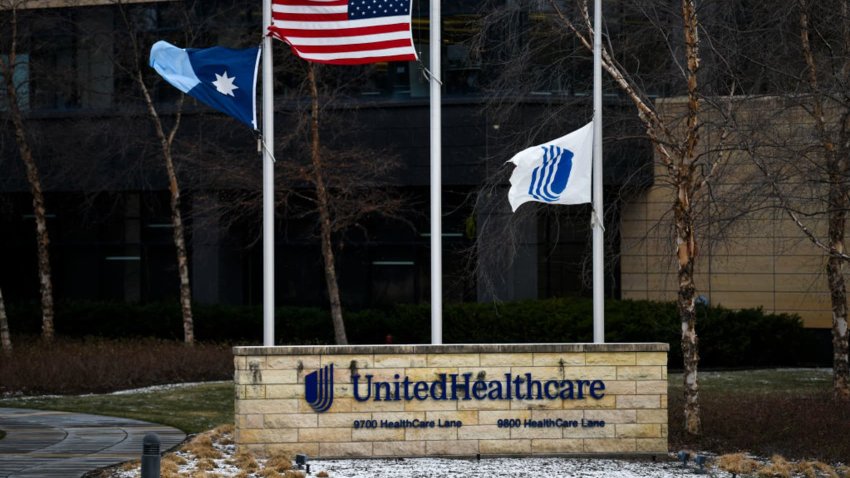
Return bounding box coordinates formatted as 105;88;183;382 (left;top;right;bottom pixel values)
5;297;819;369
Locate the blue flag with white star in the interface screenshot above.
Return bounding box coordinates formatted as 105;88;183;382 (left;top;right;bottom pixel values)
149;41;260;129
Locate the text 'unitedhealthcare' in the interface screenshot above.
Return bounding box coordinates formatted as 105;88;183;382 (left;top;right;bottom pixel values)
351;372;606;402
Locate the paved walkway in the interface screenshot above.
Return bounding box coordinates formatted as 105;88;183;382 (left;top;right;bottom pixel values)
0;408;185;478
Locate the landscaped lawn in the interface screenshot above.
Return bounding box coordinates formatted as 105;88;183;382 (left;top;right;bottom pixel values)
0;382;233;434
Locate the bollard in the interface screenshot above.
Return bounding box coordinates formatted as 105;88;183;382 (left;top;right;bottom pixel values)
141;433;161;478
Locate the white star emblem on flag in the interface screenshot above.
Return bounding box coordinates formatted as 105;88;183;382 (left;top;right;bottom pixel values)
212;71;239;96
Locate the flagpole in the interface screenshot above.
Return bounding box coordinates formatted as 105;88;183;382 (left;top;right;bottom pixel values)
430;0;443;345
592;0;605;344
262;0;275;347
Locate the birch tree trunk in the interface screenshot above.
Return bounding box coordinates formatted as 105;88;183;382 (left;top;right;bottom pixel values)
679;0;703;434
308;64;349;345
136;73;194;345
115;4;193;344
1;8;54;342
0;287;11;356
798;0;850;399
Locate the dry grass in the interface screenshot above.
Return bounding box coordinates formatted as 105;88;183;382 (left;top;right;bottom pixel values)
0;337;232;395
757;455;794;478
160;456;180;476
316;471;330;478
229;451;259;472
266;453;293;472
717;453;760;476
670;390;850;462
283;471;306;478
796;461;840;478
119;460;140;471
257;470;283;478
182;434;223;460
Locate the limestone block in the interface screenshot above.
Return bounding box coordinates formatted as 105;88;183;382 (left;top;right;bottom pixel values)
586;352;636;365
511;398;563;411
616;395;660;409
636;409;667;424
266;385;300;399
532;353;586;366
564;425;615;439
266;442;319;458
425;440;479;456
237;399;299;415
239;428;298;444
403;399;459;412
352;399;406;412
458;399;511;411
317;412;373;428
531;438;583;454
405;426;458;441
457;425;510;440
373;441;427;457
636;438;668;453
480;353;533;367
584;438;637;453
236;414;264;429
299;427;352;443
319;442;373;458
562;395;616;410
261;370;299;384
267;356;321;370
478;410;532;424
235;356;247;370
374;354;427;368
425;410;479;425
265;413;318;429
589;410;637;424
562;366;618;380
404;368;459;381
511;367;563;380
321;354;374;370
510;426;562;440
352;427;405;442
604;381;637;395
427;353;480;367
617;366;663;380
299;398;353;413
636;380;667;395
480;439;531;455
457;367;512;382
636;352;668;366
616;424;662;438
530;410;583;421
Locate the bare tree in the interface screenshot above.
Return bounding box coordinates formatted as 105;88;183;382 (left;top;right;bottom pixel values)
307;64;348;344
736;0;850;400
0;286;10;356
472;0;749;435
114;1;194;344
793;0;850;400
0;1;54;342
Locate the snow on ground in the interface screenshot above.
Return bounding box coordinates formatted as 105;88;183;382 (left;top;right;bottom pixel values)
307;457;715;478
108;427;728;478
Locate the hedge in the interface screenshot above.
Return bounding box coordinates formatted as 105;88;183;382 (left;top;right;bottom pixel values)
5;297;824;368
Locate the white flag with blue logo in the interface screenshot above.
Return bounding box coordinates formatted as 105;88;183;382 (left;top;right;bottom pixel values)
149;41;261;129
507;122;593;212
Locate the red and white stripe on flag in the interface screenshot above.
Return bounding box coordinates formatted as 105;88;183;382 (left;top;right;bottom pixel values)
269;0;418;65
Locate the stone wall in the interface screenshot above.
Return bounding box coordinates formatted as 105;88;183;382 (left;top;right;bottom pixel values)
233;343;669;458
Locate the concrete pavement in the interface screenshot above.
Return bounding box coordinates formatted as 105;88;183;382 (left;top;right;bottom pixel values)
0;407;185;478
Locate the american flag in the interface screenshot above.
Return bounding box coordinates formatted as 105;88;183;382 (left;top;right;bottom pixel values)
269;0;418;65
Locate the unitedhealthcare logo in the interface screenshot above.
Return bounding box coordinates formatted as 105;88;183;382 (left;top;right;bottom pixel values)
304;364;334;413
528;145;574;202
